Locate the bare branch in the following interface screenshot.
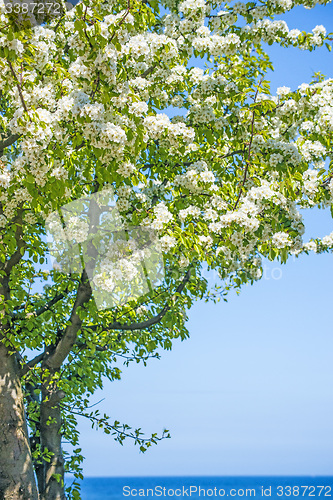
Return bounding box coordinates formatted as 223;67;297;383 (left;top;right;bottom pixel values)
20;352;46;377
141;65;156;78
0;133;20;155
218;149;244;160
45;270;92;370
7;61;30;117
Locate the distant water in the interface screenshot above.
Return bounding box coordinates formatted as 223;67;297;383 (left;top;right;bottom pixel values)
79;477;332;500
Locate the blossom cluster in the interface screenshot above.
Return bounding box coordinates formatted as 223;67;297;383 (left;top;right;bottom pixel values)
0;0;332;300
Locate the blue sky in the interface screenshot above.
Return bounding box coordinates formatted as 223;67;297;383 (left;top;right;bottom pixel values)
78;4;333;477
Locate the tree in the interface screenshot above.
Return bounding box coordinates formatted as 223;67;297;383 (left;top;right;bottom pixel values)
0;0;333;496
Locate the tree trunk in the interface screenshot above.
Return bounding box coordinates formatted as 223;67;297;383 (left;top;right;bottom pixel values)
39;385;65;500
26;381;44;496
0;343;39;500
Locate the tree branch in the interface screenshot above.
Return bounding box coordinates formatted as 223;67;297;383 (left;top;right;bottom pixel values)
20;352;46;377
0;212;26;276
86;268;192;334
13;290;69;321
0;133;20;155
60;402;170;446
35;291;69;317
7;60;30;117
44;270;92;370
141;65;156;78
233;78;263;210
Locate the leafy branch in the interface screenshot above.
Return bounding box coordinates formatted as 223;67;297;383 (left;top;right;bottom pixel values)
61;404;170;452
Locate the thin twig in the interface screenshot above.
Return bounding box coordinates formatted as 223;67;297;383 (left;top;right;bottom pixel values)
7;60;30;119
233;77;263;210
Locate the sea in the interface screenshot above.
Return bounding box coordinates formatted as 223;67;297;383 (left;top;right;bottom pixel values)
78;477;333;500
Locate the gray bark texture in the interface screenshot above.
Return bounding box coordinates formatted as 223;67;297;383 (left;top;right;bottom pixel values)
0;342;39;500
39;385;66;500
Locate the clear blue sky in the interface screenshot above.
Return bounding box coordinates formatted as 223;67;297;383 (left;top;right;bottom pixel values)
78;4;333;477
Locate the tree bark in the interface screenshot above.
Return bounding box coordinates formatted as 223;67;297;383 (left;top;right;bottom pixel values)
39;385;66;500
0;342;39;500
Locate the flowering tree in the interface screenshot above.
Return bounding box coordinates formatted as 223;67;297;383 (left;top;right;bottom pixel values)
0;0;333;497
